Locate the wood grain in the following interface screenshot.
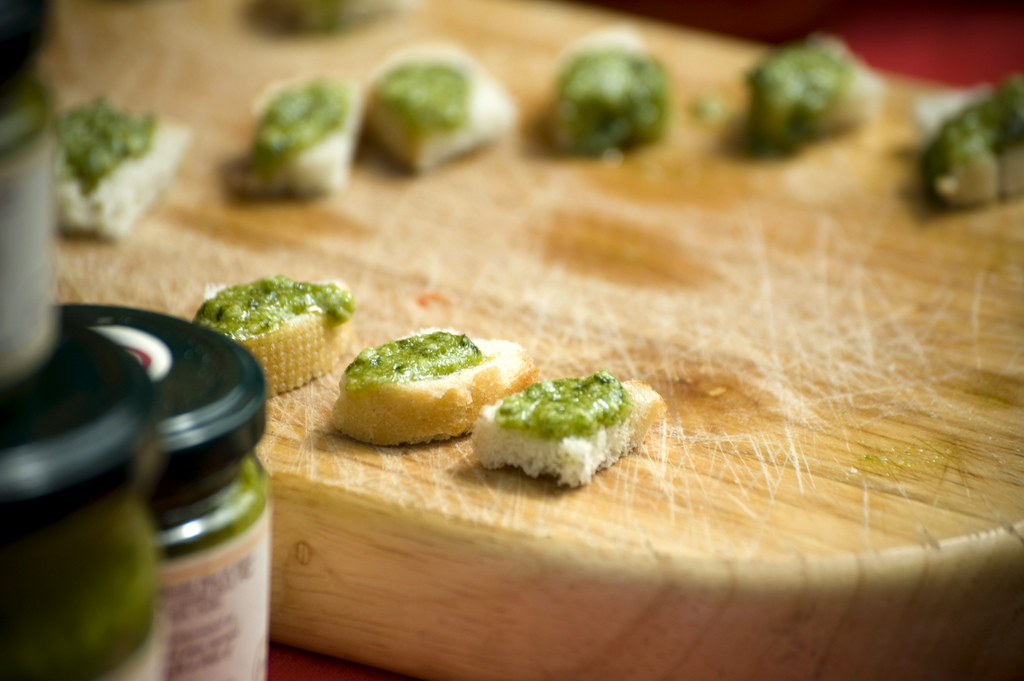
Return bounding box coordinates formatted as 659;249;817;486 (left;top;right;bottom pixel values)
41;0;1024;678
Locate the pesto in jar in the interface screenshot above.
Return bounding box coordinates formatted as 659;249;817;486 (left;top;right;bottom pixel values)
193;275;355;341
745;42;852;157
556;49;669;156
251;80;349;177
344;331;484;393
157;452;268;559
376;62;471;134
495;369;632;440
56;98;155;193
0;491;158;681
921;74;1024;201
0;72;48;159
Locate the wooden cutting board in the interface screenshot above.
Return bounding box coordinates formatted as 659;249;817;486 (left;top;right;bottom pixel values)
41;0;1024;678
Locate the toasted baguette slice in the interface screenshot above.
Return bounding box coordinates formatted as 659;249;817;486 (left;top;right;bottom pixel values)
332;335;538;445
472;379;666;487
237;78;363;197
196;278;355;396
367;45;517;172
243;310;355;396
57;121;190;240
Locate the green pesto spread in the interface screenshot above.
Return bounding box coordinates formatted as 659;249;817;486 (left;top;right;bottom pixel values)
193;275;355;341
495;369;632;440
344;331;484;393
157;453;268;559
0;72;49;159
251;81;349;177
56;98;155;194
556;49;669;156
0;492;157;681
921;74;1024;201
376;62;471;134
745;42;853;156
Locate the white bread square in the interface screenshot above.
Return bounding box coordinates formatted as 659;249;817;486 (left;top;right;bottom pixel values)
240;78;363;197
914;85;1023;206
57;121;190;240
806;35;886;135
472;379;666;487
273;0;414;31
332;333;538;445
367;45;517;172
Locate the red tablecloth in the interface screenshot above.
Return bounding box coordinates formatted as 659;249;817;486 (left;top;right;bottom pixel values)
269;1;1024;679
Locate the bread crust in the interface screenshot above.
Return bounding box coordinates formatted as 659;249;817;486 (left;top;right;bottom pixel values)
471;379;666;487
332;337;538;445
242;311;355;396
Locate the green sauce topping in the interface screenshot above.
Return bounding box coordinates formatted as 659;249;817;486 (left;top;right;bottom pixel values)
921;74;1024;201
56;98;155;194
251;81;349;177
556;49;669;156
0;492;157;681
344;331;484;393
375;63;471;134
193;275;355;341
495;369;632;440
745;42;852;156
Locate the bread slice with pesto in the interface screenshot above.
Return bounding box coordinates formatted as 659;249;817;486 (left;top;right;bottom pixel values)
56;98;190;240
917;75;1024;207
471;371;666;487
332;330;538;445
237;78;363;197
367;45;517;172
745;35;885;157
269;0;414;32
193;276;356;396
551;26;670;156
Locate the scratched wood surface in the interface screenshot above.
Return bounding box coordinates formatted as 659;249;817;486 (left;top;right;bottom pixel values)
42;0;1024;678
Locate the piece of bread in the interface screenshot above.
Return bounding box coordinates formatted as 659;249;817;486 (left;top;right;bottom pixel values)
243;310;355;396
367;45;517;172
270;0;414;32
195;278;355;396
471;378;666;487
745;35;884;156
57;121;190;240
550;25;670;156
237;78;363;197
915;80;1024;207
332;332;538;445
813;36;885;135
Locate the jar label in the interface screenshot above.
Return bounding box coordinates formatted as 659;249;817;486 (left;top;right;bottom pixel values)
0;138;56;388
160;509;270;681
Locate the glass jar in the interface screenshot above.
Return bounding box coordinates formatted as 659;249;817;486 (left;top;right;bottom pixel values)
64;304;270;681
0;319;164;681
0;0;57;390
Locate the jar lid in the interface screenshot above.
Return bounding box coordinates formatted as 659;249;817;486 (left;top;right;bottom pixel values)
0;0;48;84
61;305;267;510
0;315;160;542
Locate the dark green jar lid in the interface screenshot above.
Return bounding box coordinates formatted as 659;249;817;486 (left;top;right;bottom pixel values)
61;305;267;515
0;314;160;543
